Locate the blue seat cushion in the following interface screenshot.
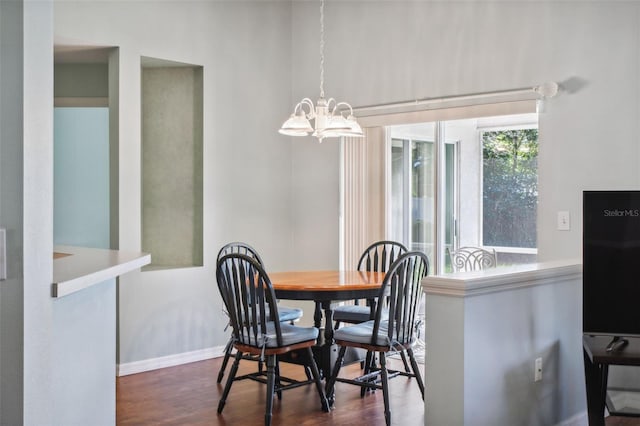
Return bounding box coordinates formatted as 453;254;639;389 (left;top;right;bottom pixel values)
333;305;388;323
239;306;302;324
333;305;370;323
240;322;318;348
334;320;413;347
277;305;303;323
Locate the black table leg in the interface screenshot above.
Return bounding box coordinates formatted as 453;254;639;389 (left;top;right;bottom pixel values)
310;301;334;379
584;349;608;426
306;302;338;379
322;301;335;346
314;302;323;330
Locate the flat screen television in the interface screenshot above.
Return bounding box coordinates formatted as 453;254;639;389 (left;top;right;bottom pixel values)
583;190;640;340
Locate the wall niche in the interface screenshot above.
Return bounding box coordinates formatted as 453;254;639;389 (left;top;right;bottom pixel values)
141;57;203;269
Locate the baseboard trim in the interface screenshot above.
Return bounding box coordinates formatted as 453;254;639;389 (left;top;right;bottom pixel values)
117;346;226;377
555;411;587;426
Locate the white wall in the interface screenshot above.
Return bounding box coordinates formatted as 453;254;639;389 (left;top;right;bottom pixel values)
0;0;26;423
1;2;77;424
23;0;55;424
54;1;295;365
463;278;583;425
52;280;116;426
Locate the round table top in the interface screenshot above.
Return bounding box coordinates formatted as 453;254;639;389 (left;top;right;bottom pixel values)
269;270;385;301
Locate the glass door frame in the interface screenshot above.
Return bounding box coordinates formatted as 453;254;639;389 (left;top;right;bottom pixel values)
385;124;459;274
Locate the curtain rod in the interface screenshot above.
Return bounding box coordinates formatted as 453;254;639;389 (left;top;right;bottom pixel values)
353;82;558;114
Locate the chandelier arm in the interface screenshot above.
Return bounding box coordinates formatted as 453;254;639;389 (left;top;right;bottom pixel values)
332;101;354;117
299;98;316;118
325;97;337;113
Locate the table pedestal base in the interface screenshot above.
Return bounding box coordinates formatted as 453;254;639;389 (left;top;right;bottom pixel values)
280;338;365;379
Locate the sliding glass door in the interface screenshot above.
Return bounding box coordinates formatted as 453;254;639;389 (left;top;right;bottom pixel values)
389;123;457;272
340;107;538;275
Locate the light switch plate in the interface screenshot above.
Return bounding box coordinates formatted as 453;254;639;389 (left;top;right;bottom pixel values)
557;211;570;231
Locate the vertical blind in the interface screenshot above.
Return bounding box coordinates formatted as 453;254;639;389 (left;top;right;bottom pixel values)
341;127;386;269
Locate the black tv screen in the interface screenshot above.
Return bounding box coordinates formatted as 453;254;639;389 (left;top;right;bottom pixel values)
583;190;640;337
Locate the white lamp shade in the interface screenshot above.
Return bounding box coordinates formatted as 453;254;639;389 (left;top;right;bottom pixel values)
315;115;351;138
279;114;313;135
344;115;364;137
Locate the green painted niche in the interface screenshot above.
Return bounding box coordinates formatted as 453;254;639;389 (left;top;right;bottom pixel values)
141;57;203;269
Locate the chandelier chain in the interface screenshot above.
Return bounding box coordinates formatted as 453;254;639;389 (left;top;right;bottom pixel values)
319;0;325;99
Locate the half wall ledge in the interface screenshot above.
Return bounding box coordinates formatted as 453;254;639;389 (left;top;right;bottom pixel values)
422;259;582;297
52;245;151;298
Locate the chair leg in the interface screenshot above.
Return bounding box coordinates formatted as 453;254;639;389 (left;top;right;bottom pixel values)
325;346;347;406
275;358;283;400
218;350;242;413
217;336;234;383
363;350;374;374
399;350;411;373
361;350;375;397
379;352;391;426
265;354;276;426
407;347;425;399
306;347;330;412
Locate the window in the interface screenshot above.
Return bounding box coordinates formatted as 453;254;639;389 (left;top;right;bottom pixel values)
481;126;538;263
387;115;537;272
340;97;538;274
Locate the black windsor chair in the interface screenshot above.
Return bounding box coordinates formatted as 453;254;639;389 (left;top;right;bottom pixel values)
216;242;303;384
325;251;428;426
216;253;329;426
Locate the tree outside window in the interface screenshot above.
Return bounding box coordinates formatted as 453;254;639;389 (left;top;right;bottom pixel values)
482;128;538;249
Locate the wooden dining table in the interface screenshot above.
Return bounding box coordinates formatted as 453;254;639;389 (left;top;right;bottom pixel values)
269;270;385;378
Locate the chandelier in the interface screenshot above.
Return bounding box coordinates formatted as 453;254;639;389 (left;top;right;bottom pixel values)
279;0;363;142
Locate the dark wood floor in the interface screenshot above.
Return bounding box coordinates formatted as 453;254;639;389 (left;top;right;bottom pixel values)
116;355;640;425
117;355;424;425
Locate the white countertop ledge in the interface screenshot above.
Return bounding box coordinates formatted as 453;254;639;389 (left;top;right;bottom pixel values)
52;246;151;298
422;259;583;297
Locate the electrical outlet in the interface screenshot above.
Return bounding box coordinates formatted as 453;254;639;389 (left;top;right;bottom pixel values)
534;357;542;382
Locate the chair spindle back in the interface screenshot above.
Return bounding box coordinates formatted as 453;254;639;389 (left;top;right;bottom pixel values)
371;251;429;347
216;253;283;348
447;246;497;272
357;241;408;273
